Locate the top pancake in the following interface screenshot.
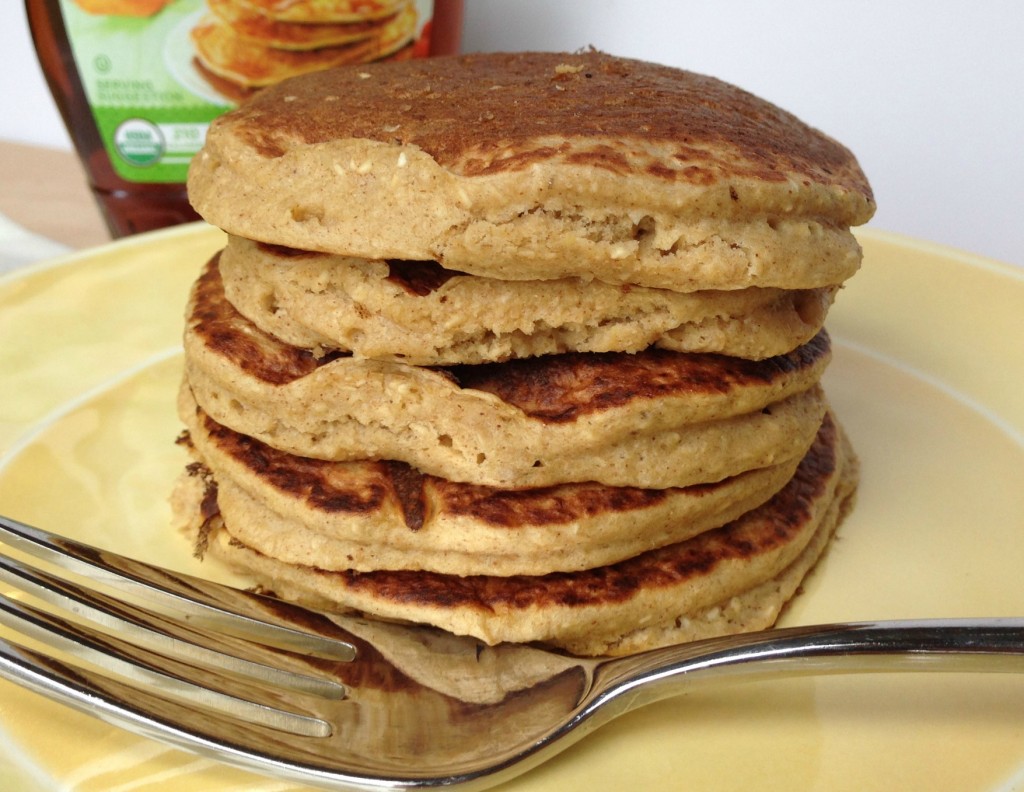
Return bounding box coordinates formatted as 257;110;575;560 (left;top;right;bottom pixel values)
188;50;875;291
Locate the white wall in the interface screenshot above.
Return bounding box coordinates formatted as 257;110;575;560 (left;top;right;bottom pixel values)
4;1;1023;267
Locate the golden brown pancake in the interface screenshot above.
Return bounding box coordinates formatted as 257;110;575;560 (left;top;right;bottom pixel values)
191;15;379;88
206;0;399;50
220;236;839;364
188;51;875;291
179;390;802;575
73;0;172;15
175;412;857;655
234;0;407;23
182;255;831;488
190;5;416;89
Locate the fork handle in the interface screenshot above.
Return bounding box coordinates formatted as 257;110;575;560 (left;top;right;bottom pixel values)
602;618;1024;709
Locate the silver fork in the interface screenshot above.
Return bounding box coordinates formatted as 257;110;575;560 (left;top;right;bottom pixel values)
2;513;1023;792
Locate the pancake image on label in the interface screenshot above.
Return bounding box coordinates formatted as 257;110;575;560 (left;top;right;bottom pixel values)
189;1;417;104
188;51;875;291
220;236;838;364
73;0;172;15
179;389;803;576
206;0;401;50
234;0;407;23
191;4;416;89
174;412;857;656
183;255;830;488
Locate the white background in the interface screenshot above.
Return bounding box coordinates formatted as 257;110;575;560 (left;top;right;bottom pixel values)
3;1;1023;267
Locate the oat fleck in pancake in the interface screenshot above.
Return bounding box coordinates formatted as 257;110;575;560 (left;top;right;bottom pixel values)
179;388;801;576
220;235;839;364
174;412;857;656
188;51;875;291
183;254;830;488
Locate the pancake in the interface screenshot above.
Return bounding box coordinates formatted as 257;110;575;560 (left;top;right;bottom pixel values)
179;390;802;575
192;43;417;106
187;51;875;292
234;0;407;23
73;0;172;14
220;236;838;364
190;4;416;89
182;255;831;488
206;0;401;50
175;412;857;655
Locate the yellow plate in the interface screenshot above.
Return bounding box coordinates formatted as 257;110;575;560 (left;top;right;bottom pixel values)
0;224;1022;791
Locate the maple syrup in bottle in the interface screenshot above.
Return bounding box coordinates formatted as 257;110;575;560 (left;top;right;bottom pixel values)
26;0;463;239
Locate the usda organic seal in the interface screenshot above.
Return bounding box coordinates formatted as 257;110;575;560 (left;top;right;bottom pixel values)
114;118;164;167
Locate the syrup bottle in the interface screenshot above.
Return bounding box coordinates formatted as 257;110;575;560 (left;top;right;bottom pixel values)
26;0;463;239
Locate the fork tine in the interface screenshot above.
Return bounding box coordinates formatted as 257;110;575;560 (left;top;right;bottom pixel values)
0;591;333;737
0;514;356;662
0;552;347;699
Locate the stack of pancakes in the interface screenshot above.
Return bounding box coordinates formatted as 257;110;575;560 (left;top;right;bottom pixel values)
173;51;874;656
191;0;419;102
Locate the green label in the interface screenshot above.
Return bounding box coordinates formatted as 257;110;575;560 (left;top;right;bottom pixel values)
60;0;232;183
59;0;435;184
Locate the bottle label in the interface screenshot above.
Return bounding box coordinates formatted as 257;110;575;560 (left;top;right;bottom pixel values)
59;0;437;184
